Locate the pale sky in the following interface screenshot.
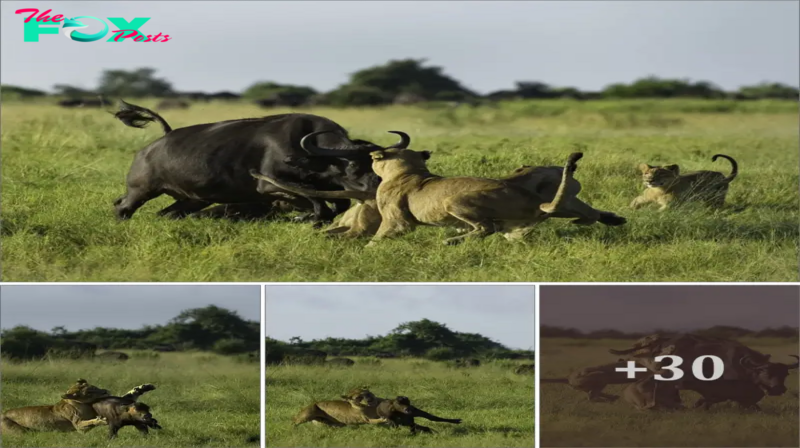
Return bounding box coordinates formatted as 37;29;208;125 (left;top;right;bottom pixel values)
265;285;535;350
1;1;797;94
0;285;261;331
540;285;800;332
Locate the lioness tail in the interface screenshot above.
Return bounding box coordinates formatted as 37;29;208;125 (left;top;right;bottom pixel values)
711;154;738;183
540;152;583;214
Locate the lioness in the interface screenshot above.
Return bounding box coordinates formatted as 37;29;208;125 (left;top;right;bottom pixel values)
630;154;738;210
258;149;585;245
541;360;642;402
1;379;156;434
251;149;626;240
292;390;388;427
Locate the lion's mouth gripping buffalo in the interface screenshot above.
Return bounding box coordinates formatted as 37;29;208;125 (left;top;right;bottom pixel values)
111;100;410;223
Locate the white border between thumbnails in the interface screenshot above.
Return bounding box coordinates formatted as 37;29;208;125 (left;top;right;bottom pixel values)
260;284;267;448
534;283;541;448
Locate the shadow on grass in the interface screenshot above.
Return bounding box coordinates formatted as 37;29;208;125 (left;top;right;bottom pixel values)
451;425;532;436
552;216;798;245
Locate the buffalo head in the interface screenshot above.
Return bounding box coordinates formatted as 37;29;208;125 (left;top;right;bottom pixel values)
300;130;411;191
740;354;799;396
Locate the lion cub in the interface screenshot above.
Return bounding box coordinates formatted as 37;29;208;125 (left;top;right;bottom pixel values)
630;154;738;211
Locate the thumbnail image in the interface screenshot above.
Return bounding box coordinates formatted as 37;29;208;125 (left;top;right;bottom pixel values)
539;285;799;448
265;284;535;447
0;285;261;447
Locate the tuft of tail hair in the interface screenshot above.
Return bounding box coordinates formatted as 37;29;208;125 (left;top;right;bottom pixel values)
112;99;173;134
539;152;583;214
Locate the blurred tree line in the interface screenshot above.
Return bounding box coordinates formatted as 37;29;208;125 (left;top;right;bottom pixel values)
0;305;259;360
540;325;799;339
2;59;797;104
266;318;534;362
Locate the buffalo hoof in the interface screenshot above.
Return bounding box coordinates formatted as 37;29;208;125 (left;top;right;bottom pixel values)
599;213;627;226
292;214;315;223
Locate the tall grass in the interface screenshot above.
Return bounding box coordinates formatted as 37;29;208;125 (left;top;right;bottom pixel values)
0;351;260;447
1;100;797;281
266;357;534;447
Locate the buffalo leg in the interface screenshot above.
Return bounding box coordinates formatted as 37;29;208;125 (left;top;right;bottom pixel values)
738;402;761;411
107;424;122;440
114;189;160;220
156;199;211;219
413;423;434;434
330;199;352;216
304;198;336;224
256;178;335;224
410;406;461;424
191;203;276;221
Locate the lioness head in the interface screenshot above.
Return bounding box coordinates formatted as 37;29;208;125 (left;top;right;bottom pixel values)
61;379;111;402
369;149;432;178
638;164;679;188
342;386;378;407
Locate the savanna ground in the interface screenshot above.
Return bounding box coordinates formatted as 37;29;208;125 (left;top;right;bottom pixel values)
266;357;534;447
1;99;798;281
539;338;800;447
0;351;260;447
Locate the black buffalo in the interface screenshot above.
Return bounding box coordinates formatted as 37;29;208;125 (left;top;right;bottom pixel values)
156;98;190;110
151;345;176;352
454;358;481;368
254;92;308;108
326;357;355;367
112;100;410;222
58;98;112;108
207;91;241;100
95;351;130;361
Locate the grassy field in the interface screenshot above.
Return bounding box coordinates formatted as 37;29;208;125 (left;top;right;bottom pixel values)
0;351;260;447
265;357;534;447
539;338;800;447
1;99;798;281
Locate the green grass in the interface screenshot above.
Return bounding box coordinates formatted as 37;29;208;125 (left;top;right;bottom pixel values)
539;338;800;447
0;352;260;447
2;100;797;281
266;357;534;447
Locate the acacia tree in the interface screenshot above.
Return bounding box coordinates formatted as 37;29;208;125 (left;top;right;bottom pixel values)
327;59;476;106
